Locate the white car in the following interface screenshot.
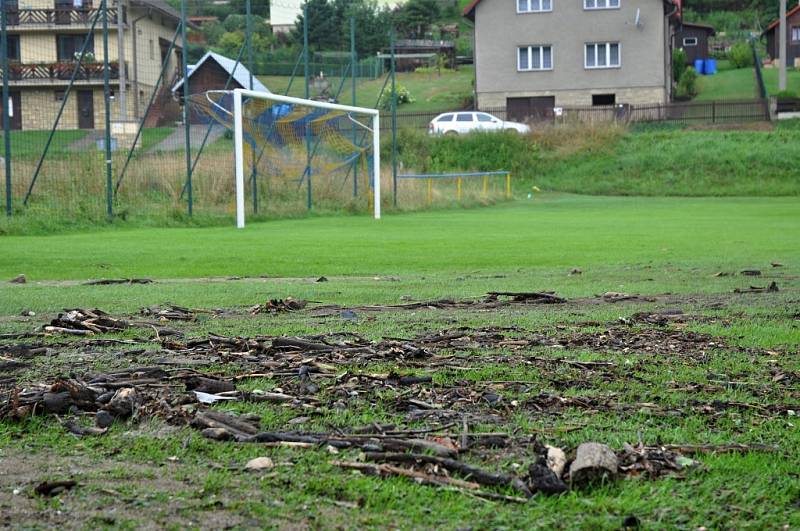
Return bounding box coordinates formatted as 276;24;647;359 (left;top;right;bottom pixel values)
428;111;530;135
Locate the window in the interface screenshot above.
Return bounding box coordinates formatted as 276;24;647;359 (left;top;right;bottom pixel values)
584;0;619;9
7;35;20;62
477;113;494;122
54;90;66;102
793;27;800;42
437;114;454;122
56;34;93;61
456;114;473;122
683;37;698;47
585;42;620;69
518;45;553;71
592;94;615;106
149;39;155;60
517;0;552;13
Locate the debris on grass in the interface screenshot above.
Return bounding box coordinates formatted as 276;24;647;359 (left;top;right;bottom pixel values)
734;282;779;294
9;274;26;284
250;298;308;314
83;278;154;285
34;480;77;497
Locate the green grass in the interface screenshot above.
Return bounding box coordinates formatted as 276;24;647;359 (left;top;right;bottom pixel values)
0;130;88;160
1;195;797;282
762;66;800;96
0;196;798;529
259;66;474;112
694;66;758;101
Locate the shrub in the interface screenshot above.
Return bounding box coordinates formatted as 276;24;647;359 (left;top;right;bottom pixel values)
675;67;698;100
673;48;688;83
729;41;754;69
378;84;416;110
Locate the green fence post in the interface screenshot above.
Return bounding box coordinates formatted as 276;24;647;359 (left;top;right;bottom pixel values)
1;0;11;217
102;0;113;219
391;28;398;207
246;0;257;214
181;0;192;216
351;16;358;198
304;2;312;211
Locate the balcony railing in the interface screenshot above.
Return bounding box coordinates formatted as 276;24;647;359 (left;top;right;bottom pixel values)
1;61;122;82
4;7;124;26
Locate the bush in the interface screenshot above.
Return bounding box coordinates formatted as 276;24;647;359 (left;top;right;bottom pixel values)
675;67;699;100
673;48;688;83
729;41;754;69
378;84;416;110
775;90;799;99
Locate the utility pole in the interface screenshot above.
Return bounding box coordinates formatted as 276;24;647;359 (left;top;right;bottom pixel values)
779;0;787;91
1;0;12;217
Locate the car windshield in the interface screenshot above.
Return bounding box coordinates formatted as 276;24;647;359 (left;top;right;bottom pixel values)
437;114;454;122
456;114;473;122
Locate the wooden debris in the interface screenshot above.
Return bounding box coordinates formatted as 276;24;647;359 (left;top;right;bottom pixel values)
739;270;762;276
250;298;308;315
734;282;779;294
9;274;26;284
485;291;567;304
84;278;154;285
34;480;77;497
569;442;618;486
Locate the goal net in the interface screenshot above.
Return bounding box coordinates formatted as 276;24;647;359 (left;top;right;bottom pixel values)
192;89;380;227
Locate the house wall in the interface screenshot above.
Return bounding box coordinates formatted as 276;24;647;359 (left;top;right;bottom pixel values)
473;0;671;107
8;0;184;128
675;26;711;63
18;87;133;130
766;10;800;65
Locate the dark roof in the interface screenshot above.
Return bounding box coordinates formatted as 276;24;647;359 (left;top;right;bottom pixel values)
463;0;679;21
130;0;199;29
679;22;716;36
765;4;800;33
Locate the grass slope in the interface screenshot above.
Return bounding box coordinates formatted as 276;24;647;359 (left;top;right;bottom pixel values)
694;65;758;101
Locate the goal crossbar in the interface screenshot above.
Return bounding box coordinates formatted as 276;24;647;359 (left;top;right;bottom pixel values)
228;88;381;228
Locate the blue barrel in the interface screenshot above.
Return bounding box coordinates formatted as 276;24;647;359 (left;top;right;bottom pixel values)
694;59;705;75
704;58;717;75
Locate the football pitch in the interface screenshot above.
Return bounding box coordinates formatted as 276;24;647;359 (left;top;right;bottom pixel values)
1;194;799;529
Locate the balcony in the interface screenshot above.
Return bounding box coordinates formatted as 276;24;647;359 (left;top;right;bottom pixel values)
4;7;125;29
1;61;124;86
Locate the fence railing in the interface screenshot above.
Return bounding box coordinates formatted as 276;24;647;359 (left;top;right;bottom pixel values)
6;7;121;26
751;40;768;100
398;171;512;205
383;99;770;131
1;61;123;82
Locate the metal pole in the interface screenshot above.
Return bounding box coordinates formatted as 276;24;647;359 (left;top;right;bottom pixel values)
779;0;787;92
351;16;357;197
234;90;245;228
102;0;113;219
181;0;192;215
117;0;127;120
1;0;11;217
246;0;257;213
303;2;311;210
390;28;397;207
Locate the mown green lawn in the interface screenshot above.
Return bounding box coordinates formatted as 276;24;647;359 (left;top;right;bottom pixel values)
762;66;800;96
694;66;757;101
1;194;798;283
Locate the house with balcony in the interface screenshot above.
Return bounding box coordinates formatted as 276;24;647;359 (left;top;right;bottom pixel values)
1;0;190;130
463;0;682;121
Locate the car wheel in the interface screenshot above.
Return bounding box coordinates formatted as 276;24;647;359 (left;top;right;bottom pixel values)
445;130;459;136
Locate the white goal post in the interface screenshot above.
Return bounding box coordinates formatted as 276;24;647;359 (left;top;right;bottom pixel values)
230;88;381;228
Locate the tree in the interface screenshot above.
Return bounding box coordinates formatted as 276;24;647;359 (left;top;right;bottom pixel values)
394;0;440;38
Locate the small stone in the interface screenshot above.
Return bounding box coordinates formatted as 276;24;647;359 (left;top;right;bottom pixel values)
95;410;114;429
9;274;26;284
245;457;275;471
